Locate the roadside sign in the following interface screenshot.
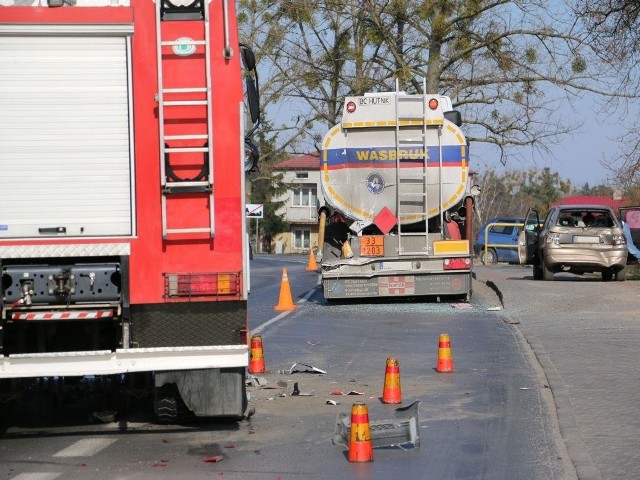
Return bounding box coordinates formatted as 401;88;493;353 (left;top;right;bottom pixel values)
246;203;264;218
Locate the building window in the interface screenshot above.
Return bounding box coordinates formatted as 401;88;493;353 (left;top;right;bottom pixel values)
295;172;308;179
293;228;311;249
292;186;317;207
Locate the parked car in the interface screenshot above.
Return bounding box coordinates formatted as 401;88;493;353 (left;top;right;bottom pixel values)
474;217;525;264
518;205;628;281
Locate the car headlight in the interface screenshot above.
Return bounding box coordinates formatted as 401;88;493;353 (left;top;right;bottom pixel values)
545;233;560;245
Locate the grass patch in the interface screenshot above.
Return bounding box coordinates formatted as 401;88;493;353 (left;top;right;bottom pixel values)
627;263;640;280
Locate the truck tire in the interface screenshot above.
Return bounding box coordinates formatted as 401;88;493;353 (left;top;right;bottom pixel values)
154;383;195;424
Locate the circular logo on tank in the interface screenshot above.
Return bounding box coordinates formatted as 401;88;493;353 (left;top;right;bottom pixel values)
367;173;385;194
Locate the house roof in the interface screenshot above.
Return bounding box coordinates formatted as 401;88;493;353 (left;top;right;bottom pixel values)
273;152;320;170
550;195;628;211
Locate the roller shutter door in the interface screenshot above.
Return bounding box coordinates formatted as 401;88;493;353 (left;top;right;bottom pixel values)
0;34;134;238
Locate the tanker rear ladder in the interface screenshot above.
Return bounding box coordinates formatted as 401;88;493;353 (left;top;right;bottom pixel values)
155;0;215;239
394;78;442;256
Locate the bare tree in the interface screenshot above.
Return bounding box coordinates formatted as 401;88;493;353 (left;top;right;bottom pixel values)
474;167;573;232
240;0;630;165
573;1;640;191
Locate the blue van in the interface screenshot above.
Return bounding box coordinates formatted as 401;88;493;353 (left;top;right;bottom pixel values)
474;217;525;264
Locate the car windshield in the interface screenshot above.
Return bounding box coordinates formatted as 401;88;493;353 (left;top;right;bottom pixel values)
557;210;614;228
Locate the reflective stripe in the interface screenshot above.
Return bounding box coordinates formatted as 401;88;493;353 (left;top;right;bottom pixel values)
12;310;114;320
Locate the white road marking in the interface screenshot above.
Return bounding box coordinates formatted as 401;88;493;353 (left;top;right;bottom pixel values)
53;438;116;457
11;474;62;480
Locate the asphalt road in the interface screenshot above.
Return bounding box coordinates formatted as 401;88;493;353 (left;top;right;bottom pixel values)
0;256;594;480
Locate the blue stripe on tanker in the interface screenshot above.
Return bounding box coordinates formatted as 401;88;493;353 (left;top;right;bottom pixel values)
324;145;466;169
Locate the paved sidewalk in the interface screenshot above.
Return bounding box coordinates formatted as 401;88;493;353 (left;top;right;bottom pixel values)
474;264;640;480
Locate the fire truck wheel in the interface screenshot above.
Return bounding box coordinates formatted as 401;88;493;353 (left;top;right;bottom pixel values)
154;383;194;424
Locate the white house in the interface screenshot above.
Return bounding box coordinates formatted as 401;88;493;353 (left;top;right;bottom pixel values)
271;153;324;254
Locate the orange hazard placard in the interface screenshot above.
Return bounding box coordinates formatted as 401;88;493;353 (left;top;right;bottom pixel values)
360;235;384;256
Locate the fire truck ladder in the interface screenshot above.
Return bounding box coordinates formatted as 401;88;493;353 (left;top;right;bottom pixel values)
394;79;436;256
155;0;215;239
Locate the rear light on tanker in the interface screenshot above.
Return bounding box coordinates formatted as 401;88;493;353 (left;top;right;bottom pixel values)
346;101;356;113
443;258;470;270
428;98;439;110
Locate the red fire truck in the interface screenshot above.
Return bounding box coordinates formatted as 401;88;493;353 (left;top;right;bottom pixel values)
0;0;259;420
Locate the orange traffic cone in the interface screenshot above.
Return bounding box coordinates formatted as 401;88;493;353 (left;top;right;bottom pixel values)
381;356;402;404
274;268;298;311
306;249;318;271
436;333;454;373
249;334;265;373
348;402;374;462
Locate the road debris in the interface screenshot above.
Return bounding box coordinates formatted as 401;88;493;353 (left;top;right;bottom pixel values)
333;401;421;450
452;303;472;309
279;362;327;375
203;455;224;463
330;390;364;396
291;382;314;396
246;375;268;387
92;410;116;423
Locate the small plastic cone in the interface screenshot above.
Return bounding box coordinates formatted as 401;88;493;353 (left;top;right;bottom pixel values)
381;356;402;404
348;402;374;462
306;250;318;271
274;268;298;311
437;333;454;373
249;334;265;373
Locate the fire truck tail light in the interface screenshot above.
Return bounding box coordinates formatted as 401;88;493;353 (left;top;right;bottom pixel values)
443;258;470;270
164;272;241;299
428;98;439;110
346;101;356;113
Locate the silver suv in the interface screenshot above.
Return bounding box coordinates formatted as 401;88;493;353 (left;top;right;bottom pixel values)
518;205;628;281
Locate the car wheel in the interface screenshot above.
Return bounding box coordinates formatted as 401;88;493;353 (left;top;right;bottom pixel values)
533;263;543;280
616;265;627;282
483;248;498;265
542;261;554;281
602;268;613;281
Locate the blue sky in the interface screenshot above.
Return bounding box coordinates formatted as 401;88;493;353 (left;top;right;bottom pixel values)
472;105;616;188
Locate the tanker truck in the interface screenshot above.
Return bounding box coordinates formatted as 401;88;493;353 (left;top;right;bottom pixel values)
317;83;478;300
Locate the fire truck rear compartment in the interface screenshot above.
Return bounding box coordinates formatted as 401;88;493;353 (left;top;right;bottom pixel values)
2;261;121;355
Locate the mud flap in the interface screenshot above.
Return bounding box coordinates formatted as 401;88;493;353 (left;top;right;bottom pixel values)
332;400;421;449
155;367;247;420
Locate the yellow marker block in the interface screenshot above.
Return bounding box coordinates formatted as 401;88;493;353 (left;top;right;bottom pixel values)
433;240;469;255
